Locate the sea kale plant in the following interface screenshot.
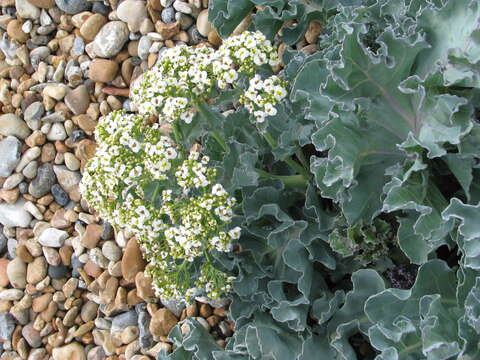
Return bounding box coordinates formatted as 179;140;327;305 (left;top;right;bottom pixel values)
83;0;480;358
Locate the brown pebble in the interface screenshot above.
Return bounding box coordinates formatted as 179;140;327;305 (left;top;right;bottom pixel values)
16;245;33;263
7;20;28;43
88;59;119;83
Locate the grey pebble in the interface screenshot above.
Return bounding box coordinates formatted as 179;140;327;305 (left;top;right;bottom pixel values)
55;0;91;14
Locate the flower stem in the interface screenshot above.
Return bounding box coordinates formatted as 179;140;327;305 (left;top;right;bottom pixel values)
196;102;229;152
255;169;308;187
261;131;310;180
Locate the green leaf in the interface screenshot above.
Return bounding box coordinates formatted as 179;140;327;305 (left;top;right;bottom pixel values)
208;0;254;38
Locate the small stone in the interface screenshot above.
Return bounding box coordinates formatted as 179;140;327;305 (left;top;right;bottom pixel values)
26;0;55;8
51;184;69;206
48;264;68;279
43;84;68;100
122;237;146;282
89;248;109;268
65;85;90;115
0;313;16;341
7;257;27;289
21;323;41;348
55;0;91;14
117;0;148;33
80;13;107;41
81;224;102;249
63;277;78;297
27;256;47;284
16;0;41;19
53;165;81;195
37;227;68;247
92;21;129;58
31;292;51;312
196;9;211;37
72;37;85;55
146;342;172;358
7;19;29;43
138;36;151;60
47;122;67;141
121;326;139;344
81;301;98;322
0;288;24;300
88;59;119;83
149;308;178;337
52;342;86;360
0;199;32;227
24;102;45;129
161;298;185;318
135;272;154;300
0;136;21;177
0;114;31;139
29;163;55;198
155;20;180;40
16;245;33;262
64;152;80;171
0;259;9;287
102;241;121;261
111;310;138;333
161;7;175;24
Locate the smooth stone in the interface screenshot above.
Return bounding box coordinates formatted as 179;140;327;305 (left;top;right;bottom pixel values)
135;272;155;301
102;241;121;262
135;304;153;350
161;7;175;24
0;136;21;177
26;0;55;8
26;257;47;284
6;257;27;289
55;0;91;14
121;237;146;282
43;84;68;100
101;222;113;240
111;310;138;333
37;227;68;247
0;114;31;139
24;102;45;125
80;13;107;41
51;184;69;206
92;21;129;58
161;298;185;318
149;308;178;337
138;36;151;60
16;0;41;19
52;342;86;360
22;323;42;348
196;9;211;37
89;248;109;268
0;289;24;301
0;259;9;287
29;163;55;198
116;0;148;33
0;199;32;227
53;165;81;194
48;264;68;279
65;85;90;115
72;37;85;56
46;122;67;141
0;313;16;341
64;153;80;171
88;59;118;83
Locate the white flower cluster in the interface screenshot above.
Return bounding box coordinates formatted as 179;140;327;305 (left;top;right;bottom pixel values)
240;75;288;123
131;31;287;125
213;31;280;87
131;45;215;123
80;110;240;301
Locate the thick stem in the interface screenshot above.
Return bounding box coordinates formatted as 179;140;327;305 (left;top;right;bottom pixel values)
255;169;308;188
261;131;310;180
196;102;229;152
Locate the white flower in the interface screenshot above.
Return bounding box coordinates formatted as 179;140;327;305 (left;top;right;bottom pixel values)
228;227;241;240
264;103;277;116
254;110;266;123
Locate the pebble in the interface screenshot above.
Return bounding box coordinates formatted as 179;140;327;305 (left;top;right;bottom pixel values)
161;0;174;7
111;310;138;333
64;152;80;171
24;102;45;129
0;313;16;341
138;36;152;60
7;19;29;43
7;257;27;289
102;241;121;261
149;308;178;337
117;0;148;33
0;288;24;301
136;304;153;350
0;199;33;228
52;342;87;360
196;9;211;37
88;59;119;83
48;264;68;279
43;84;67;100
37;227;69;247
29;163;55;198
16;0;41;19
122;237;146;282
47;122;67;141
80;13;107;41
81;224;103;249
65;84;90;115
92;21;129;58
135;272;154;300
53;165;81;195
22;322;42;348
89;248;109;268
0;114;31;139
0;136;21;177
0;259;9;287
161;7;175;24
121;326;139;344
55;0;91;14
51;183;69;206
28;0;55;7
26;256;47;284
